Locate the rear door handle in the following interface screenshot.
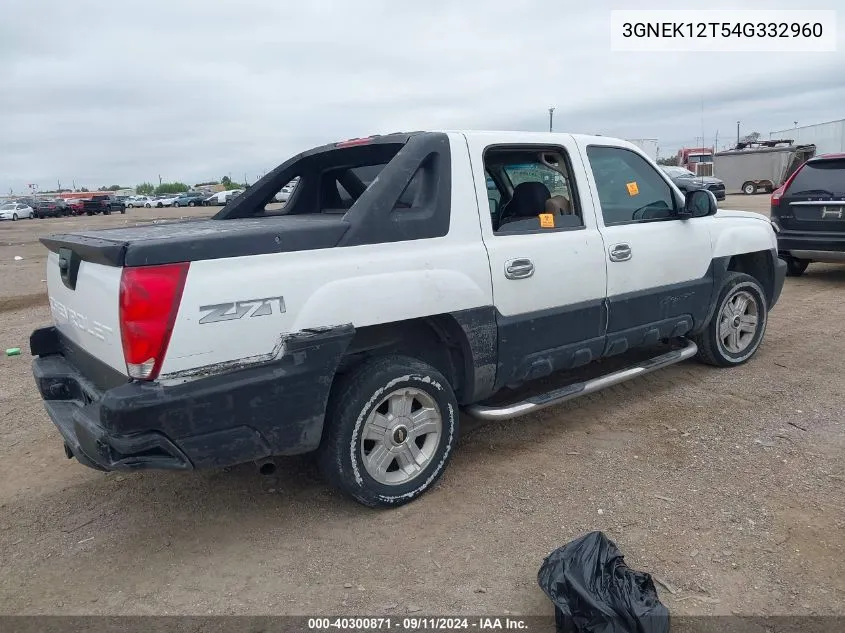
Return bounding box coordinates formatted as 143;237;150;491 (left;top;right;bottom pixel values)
609;243;632;262
504;258;535;280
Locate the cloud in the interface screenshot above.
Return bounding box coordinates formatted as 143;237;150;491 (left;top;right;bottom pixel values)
0;0;842;192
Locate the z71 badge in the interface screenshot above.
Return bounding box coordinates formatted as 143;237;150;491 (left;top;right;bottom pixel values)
199;297;286;324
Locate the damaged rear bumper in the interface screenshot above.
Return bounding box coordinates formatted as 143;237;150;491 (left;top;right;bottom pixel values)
30;325;354;472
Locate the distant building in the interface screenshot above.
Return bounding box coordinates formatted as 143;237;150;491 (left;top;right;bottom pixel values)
769;119;845;155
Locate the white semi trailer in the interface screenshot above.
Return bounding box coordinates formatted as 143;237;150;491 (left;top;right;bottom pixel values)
713;140;816;195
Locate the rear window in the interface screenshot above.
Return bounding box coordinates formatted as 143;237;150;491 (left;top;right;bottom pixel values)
788;159;845;194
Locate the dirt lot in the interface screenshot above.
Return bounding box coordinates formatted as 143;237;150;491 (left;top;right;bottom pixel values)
1;195;843;616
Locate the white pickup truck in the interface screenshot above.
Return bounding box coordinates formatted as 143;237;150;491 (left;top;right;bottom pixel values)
30;131;786;507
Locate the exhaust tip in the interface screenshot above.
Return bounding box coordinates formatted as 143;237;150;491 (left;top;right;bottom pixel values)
257;460;277;476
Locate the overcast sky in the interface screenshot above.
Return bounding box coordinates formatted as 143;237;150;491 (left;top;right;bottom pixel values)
1;0;842;194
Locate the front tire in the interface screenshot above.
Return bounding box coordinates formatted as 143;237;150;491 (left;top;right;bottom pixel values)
694;272;768;367
317;355;459;508
12;213;18;221
742;182;757;195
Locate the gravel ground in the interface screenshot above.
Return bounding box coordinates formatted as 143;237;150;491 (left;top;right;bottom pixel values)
0;195;843;616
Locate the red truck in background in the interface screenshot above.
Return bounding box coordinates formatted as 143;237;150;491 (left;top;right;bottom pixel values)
677;147;714;176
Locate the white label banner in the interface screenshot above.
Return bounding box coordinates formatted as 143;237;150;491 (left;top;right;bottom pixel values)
610;10;837;52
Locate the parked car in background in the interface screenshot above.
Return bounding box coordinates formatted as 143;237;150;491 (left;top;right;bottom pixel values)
770;153;845;276
153;194;179;208
15;196;39;209
66;199;87;215
126;196;153;208
172;192;207;207
83;194;126;215
0;201;35;220
204;189;244;206
33;198;71;218
660;166;726;201
273;179;299;203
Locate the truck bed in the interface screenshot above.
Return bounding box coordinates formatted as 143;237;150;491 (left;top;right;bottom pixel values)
40;215;351;267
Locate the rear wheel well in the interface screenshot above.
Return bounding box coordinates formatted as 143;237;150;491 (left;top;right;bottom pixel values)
337;316;470;401
727;251;775;305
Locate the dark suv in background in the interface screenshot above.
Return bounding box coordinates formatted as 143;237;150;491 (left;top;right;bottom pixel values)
771;153;845;276
33;198;70;218
172;191;207;207
660;166;726;201
82;194;126;215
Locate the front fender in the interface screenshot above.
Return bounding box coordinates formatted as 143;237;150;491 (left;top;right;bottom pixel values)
711;221;777;259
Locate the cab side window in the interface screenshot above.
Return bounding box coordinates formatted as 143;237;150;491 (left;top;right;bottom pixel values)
483;148;583;233
586;146;677;225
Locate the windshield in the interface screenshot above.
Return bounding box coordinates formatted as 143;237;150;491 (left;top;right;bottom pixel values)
687;154;713;163
0;203;15;210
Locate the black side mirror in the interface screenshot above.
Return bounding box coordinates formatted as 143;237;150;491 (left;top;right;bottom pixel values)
679;189;717;219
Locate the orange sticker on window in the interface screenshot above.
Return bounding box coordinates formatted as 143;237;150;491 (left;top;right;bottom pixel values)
539;213;555;228
626;181;639;196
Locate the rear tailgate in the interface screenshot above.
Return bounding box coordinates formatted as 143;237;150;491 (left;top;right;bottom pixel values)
44;241;127;377
779;157;845;232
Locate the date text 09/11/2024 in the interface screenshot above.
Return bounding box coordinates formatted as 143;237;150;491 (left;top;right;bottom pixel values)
307;617;530;631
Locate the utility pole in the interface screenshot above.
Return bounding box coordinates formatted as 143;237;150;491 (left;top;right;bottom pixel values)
548;107;555;133
158;174;162;186
736;121;740;145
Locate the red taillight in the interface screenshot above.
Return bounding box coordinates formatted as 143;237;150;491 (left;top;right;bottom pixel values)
772;161;807;207
119;262;189;381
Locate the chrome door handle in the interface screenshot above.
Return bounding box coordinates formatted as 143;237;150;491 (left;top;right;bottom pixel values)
609;243;632;262
504;258;535;280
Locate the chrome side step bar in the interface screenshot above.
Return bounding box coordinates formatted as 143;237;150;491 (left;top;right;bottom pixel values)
466;339;698;421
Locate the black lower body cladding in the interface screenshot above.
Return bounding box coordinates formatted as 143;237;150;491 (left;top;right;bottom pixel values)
30;325;355;471
777;230;845;257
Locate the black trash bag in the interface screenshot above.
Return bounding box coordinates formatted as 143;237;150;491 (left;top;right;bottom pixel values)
537;531;669;633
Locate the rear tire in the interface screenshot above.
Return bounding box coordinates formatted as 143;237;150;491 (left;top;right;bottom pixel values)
742;182;757;195
317;355;459;508
693;272;768;367
785;257;810;277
